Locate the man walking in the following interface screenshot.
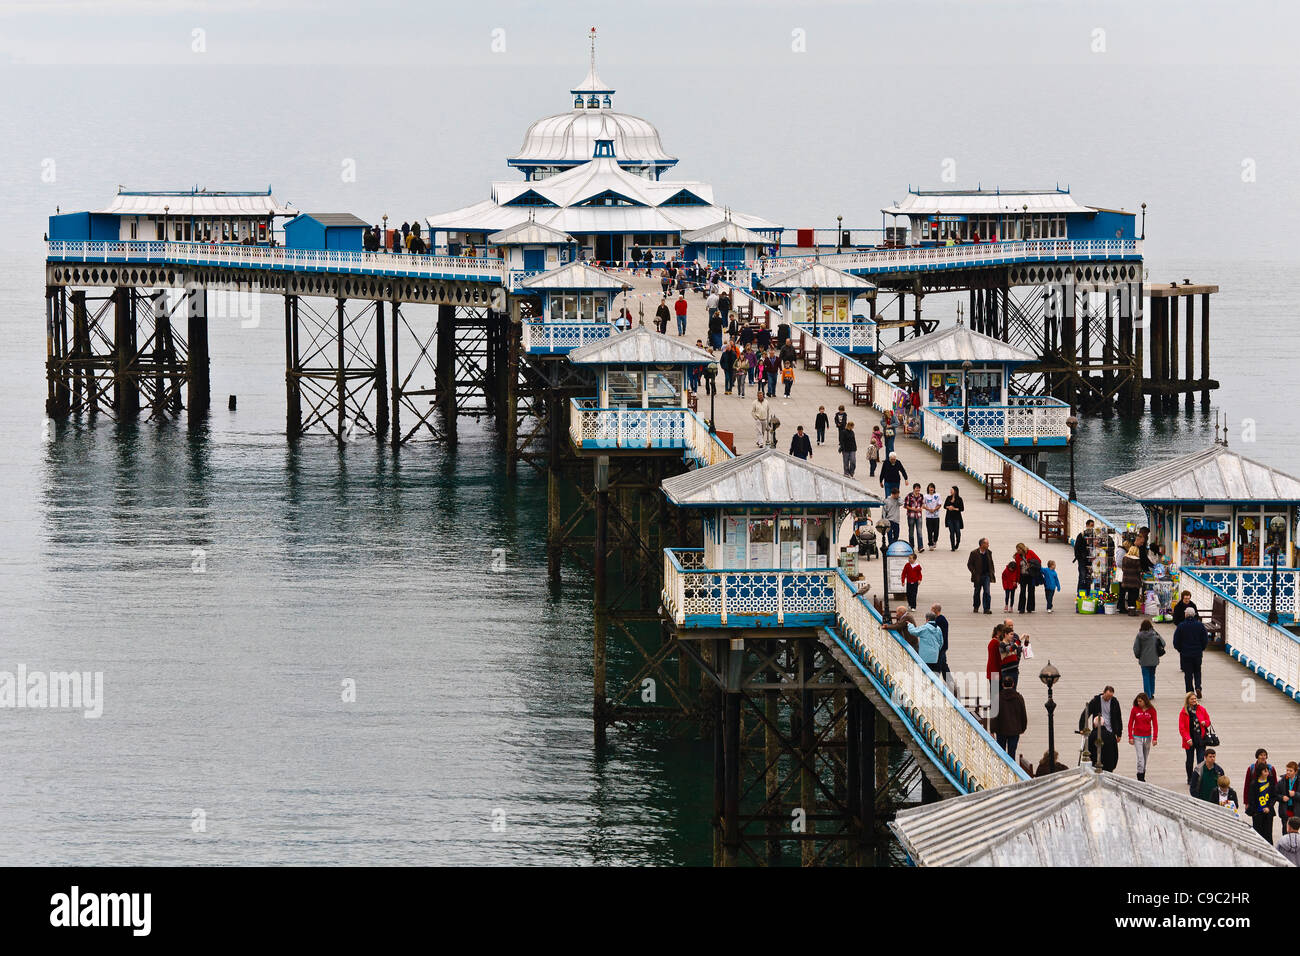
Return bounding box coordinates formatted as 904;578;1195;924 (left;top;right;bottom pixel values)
1191;748;1225;801
840;422;857;476
1172;607;1209;698
655;297;671;334
881;488;902;544
878;451;908;498
674;293;689;335
904;482;926;553
751;391;773;448
789;425;812;460
967;538;994;614
833;405;848;451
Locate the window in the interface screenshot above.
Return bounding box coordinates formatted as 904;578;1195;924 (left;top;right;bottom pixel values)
779;517;804;568
646;369;682;407
747;517;775;568
129;220;137;239
723;517;746;568
1181;515;1230;567
607;370;641;407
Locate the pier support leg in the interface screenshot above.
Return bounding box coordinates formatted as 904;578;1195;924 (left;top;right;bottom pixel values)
73;291;93;419
437;304;457;444
799;641;816;866
765;650;781;866
336;297;347;440
284;295;301;439
846;690;860;865
722;652;741;868
860;696;876;864
1200;292;1211;408
114;287;139;419
1168;296;1179;413
187;285;209;421
375;300;388;440
1184;294;1195;412
503;309;520;478
390;301;401;450
1131;283;1145;417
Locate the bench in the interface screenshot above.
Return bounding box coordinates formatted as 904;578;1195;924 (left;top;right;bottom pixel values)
985;463;1011;502
1206;594;1227;651
803;340;821;371
852;382;872;407
825;359;844;387
1038;497;1068;542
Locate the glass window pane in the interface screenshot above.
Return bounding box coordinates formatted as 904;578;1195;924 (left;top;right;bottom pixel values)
780;517;803;568
805;516;830;567
607;370;641;407
646;370;681;407
1236;513;1263;567
724;517;746;568
748;517;775;568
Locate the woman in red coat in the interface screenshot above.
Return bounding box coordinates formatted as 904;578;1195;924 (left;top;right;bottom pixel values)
1178;691;1212;786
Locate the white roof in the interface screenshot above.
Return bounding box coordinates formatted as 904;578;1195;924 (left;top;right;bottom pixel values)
510;109;675;167
760;262;876;292
518;261;627;291
1104;444;1300;503
487;221;574;246
682;220;774;246
101;190;292;218
568;327;712;366
882;190;1097;217
882;324;1038;365
892;766;1288;867
570;64;614;94
428;158;780;236
661;448;881;508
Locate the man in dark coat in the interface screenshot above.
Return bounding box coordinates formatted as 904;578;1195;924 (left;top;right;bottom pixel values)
788;426;812;460
990;675;1028;760
967;539;995;614
1172;609;1209;697
1082;686;1122;772
1073;518;1094;595
930;603;950;681
878;452;908;497
1170;591;1199;625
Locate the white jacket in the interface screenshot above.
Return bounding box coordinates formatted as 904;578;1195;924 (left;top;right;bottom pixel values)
751;398;772;422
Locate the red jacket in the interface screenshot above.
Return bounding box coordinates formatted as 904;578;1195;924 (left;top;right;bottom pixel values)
986;637;1001;680
1177;704;1211;750
901;562;922;585
1001;564;1020;590
1128;706;1158;743
674;298;689;316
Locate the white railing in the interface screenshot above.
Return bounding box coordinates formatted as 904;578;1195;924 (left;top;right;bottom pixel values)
522;320;614;353
47;239;508;282
929;397;1071;445
570;399;733;466
661;548;836;626
1183;568;1300;621
751;238;1142;280
829;573;1028;791
1183;571;1300;698
792;321;877;353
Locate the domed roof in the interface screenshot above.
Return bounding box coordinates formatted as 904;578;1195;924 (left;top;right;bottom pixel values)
510;108;677;167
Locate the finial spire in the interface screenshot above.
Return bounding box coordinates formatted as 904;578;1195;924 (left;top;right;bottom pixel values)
590;26;597;75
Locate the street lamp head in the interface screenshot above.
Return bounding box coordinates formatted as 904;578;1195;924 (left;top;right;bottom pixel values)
961;360;972;371
1039;661;1061;688
1066;415;1078;430
875;518;890;537
704;361;719;379
1270;515;1287;533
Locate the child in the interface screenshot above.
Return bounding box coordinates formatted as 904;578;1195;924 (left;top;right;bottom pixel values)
1041;559;1061;613
901;553;923;610
814;405;829;446
1001;560;1020;612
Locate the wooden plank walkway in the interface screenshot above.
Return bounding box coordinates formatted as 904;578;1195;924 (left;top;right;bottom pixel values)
621;269;1300;795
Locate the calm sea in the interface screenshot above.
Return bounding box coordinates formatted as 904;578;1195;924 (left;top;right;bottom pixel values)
0;59;1295;865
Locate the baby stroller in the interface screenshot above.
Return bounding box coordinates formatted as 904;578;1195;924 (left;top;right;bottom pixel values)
853;523;879;561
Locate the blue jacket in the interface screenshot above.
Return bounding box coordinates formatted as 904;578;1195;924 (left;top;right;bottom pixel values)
908;622;944;665
1041;567;1061;592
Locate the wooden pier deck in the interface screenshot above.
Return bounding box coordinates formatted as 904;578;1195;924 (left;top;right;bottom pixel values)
625;270;1300;796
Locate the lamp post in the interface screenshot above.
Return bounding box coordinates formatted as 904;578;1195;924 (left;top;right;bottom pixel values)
837;215;843;255
704;361;719;434
382;214;388;252
875;518;892;618
1022;204;1029;241
163;205;170;243
1040;661;1061;773
1140;202;1147;240
812;283;821;338
719;237;729;279
1065;415;1079;501
1268;514;1287;624
961;359;972;434
621;283;631;330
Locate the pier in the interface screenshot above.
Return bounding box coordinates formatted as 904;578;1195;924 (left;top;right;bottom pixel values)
41;45;1290;868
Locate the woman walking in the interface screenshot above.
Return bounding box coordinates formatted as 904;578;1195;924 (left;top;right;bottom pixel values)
901;551;922;610
882;412;897;456
943;486;965;550
923;482;942;549
1014;542;1042;614
1132;617;1165;699
1128;692;1158;782
1178;691;1212;786
841;421;858;477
